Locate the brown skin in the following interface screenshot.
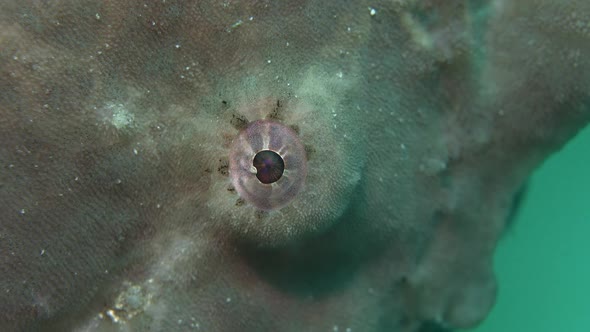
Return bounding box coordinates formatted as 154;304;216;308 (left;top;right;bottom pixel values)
1;1;589;331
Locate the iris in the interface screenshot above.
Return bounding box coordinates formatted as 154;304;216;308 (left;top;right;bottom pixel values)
253;150;285;184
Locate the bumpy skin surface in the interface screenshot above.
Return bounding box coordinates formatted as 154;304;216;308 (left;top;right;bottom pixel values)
1;0;589;331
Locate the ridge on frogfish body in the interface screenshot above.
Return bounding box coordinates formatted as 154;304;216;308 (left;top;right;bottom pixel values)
1;0;590;331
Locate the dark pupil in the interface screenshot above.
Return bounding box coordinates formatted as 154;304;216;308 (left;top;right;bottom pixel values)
253;150;285;184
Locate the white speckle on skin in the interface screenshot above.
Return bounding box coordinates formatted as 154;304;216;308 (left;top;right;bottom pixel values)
105;309;120;323
104;103;135;129
40;249;45;256
19;209;25;215
231;20;243;29
369;7;377;16
226;297;231;303
419;158;447;175
95;13;101;20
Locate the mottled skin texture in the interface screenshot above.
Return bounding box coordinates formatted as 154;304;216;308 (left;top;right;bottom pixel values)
0;0;589;331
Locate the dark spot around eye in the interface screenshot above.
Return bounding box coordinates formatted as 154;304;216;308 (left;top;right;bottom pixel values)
218;158;229;176
227;186;236;192
235;198;245;206
253;150;284;184
289;124;300;135
221;100;228;105
304;144;316;160
255;210;268;220
267;99;283;120
230;114;248;130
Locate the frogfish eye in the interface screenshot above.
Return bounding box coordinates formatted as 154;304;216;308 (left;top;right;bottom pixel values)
229;120;307;210
253;150;285;184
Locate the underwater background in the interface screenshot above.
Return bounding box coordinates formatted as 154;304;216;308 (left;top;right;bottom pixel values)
472;126;590;332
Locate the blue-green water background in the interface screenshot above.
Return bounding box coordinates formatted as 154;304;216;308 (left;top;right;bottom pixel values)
471;126;590;331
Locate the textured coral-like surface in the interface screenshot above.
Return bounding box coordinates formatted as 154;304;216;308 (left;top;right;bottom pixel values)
1;0;589;331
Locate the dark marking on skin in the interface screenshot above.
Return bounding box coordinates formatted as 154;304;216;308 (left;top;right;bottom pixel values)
267;99;283;120
218;158;229;176
304;144;316;161
230;113;249;130
235;198;245;207
255;210;268;220
289;124;300;135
